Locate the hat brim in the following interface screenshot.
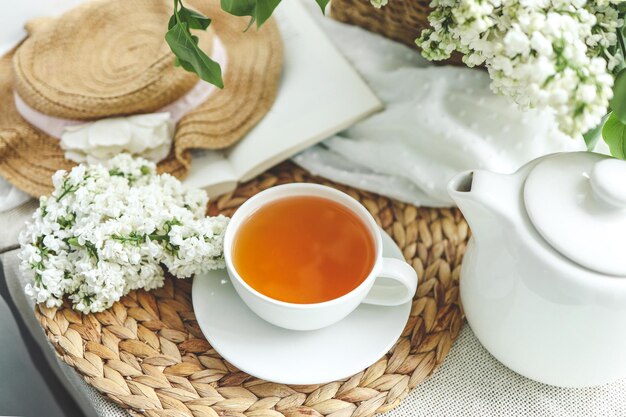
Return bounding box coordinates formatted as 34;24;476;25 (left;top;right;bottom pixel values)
0;0;283;197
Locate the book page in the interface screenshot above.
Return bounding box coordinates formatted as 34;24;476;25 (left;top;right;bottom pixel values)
184;151;239;198
225;0;383;182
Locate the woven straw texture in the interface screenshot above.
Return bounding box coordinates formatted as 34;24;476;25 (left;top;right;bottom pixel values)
35;163;467;417
13;0;213;120
330;0;463;65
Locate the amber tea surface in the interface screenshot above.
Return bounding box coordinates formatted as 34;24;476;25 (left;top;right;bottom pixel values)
232;195;376;304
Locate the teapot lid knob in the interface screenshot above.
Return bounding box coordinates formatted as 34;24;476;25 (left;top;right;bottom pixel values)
590;159;626;210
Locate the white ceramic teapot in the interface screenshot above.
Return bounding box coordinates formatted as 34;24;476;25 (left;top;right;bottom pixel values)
448;152;626;388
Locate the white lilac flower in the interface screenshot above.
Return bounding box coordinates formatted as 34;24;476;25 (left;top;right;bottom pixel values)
19;154;229;313
416;0;626;138
370;0;389;8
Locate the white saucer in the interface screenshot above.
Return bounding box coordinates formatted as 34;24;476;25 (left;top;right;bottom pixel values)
192;229;412;384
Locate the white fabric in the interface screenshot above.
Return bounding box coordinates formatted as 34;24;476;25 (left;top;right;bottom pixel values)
14;94;82;138
381;325;626;417
293;8;587;207
61;113;174;164
0;178;31;213
0;0;87;56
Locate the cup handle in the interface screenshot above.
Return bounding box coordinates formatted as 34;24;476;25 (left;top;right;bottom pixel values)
362;258;418;306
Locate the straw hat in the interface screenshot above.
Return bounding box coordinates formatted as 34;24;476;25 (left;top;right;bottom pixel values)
0;0;282;197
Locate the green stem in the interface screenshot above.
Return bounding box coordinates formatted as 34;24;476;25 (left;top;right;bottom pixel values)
56;185;76;202
617;19;626;64
148;234;169;241
112;234;170;244
173;0;182;24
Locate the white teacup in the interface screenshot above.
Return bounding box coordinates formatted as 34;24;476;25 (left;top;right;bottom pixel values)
223;183;418;331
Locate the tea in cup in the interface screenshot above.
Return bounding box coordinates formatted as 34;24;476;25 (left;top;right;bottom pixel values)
223;183;418;331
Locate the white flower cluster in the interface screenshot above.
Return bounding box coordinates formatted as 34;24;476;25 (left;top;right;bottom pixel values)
19;154;229;313
417;0;626;138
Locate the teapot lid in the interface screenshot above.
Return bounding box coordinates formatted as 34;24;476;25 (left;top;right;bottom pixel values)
524;152;626;276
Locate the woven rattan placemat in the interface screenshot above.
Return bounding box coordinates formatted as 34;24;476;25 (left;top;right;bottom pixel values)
35;162;468;417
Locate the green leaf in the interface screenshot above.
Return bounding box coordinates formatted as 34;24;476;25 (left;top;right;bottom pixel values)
255;0;281;27
583;113;609;151
220;0;281;28
181;7;211;29
221;0;256;16
169;6;211;30
174;56;195;72
166;22;224;88
610;69;626;124
602;112;626;159
315;0;330;13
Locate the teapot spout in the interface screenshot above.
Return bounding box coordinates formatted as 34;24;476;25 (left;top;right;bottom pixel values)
448;170;518;241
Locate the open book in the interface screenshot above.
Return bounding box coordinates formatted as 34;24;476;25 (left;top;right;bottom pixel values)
184;0;382;197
